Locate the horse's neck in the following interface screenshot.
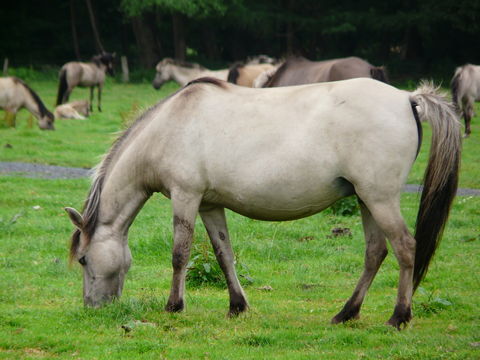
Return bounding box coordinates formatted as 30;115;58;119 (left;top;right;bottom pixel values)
98;157;151;236
21;87;41;119
172;66;206;85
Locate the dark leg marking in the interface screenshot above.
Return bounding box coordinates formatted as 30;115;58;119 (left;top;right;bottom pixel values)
174;215;194;234
219;231;226;241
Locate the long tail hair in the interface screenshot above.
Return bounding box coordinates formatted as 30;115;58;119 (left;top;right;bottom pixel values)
370;66;389;84
56;69;68;105
410;81;461;291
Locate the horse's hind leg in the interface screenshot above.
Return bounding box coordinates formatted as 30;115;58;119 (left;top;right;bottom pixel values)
361;198;415;329
89;87;94;112
332;200;387;324
97;85;102;112
199;206;248;316
464;98;474;136
165;191;202;313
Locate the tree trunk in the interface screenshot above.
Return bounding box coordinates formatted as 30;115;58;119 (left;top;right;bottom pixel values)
70;0;81;60
285;0;295;55
172;12;186;60
131;15;161;68
85;0;105;53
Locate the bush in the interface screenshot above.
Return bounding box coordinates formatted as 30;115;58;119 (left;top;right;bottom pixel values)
330;196;359;216
186;238;254;288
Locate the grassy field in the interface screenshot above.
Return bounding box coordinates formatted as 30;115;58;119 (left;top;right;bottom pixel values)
1;78;479;359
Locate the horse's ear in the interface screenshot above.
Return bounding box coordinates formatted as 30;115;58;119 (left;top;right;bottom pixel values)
65;207;84;229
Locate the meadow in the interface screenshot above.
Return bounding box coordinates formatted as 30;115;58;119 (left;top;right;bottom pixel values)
0;78;479;359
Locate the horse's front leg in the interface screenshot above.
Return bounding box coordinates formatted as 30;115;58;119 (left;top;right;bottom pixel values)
200;206;248;316
165;191;202;313
97;85;102;112
89;87;94;112
4;111;16;128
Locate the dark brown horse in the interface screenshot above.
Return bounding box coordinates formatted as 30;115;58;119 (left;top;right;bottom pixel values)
56;52;115;112
260;56;388;88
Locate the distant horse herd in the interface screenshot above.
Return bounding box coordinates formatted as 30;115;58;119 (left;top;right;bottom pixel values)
0;51;474;329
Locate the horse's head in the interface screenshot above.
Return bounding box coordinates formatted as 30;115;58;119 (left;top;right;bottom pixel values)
152;58;174;90
94;52;116;76
39;110;55;130
65;207;131;307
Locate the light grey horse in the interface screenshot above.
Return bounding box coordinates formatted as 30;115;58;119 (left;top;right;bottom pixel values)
0;76;54;129
65;77;460;329
56;52;115;112
152;58;228;90
451;64;480;136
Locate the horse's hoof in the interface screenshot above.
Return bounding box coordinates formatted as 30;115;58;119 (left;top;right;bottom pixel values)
331;312;360;324
165;299;184;313
228;300;248;317
386;304;412;330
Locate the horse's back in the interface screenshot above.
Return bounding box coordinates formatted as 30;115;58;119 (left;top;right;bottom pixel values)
329;57;374;81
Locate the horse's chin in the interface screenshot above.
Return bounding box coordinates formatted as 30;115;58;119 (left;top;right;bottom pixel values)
152;82;163;90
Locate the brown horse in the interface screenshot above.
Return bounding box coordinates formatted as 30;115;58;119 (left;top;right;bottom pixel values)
0;76;54;129
260;56;388;88
227;63;278;87
56;52;115;112
451;64;480;136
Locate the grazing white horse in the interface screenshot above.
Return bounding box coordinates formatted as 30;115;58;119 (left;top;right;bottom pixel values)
66;78;460;329
0;77;54;130
152;58;228;89
451;64;480;136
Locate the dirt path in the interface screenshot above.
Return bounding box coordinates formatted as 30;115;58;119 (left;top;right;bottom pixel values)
1;161;479;196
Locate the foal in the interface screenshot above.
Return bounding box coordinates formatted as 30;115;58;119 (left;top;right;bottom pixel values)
56;52;115;112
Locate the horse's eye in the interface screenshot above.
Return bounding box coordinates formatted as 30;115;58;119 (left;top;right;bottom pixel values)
79;256;87;266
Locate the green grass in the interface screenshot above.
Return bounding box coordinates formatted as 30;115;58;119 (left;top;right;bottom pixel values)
1;79;479;359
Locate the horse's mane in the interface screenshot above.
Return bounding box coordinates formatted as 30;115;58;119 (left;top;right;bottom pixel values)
263;56;307;87
161;58;206;70
91;52;115;67
13;77;53;119
227;62;243;84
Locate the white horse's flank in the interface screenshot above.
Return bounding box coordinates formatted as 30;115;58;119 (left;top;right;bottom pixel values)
0;77;54;129
451;64;480;136
152;58;228;89
66;78;460;329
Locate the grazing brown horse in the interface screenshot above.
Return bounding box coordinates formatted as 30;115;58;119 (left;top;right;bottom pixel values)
0;76;54;129
451;64;480;136
65;78;460;329
260;56;388;88
227;63;278;87
56;52;115;112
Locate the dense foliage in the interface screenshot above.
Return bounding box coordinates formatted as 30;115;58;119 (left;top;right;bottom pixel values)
1;0;479;78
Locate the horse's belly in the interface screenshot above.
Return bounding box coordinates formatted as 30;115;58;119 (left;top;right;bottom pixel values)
203;178;353;221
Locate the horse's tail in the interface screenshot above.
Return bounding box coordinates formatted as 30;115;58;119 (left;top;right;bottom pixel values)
410;81;461;291
370;66;389;83
56;68;68;105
